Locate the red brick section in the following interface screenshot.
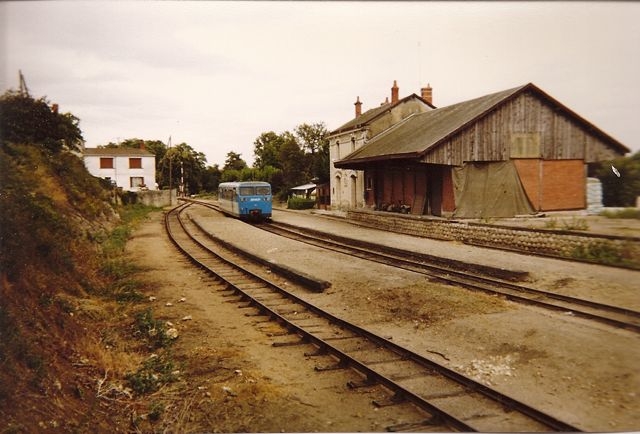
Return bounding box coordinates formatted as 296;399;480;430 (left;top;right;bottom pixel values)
514;159;585;211
513;159;541;210
541;160;585;210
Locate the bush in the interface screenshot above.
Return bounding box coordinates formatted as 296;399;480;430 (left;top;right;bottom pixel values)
287;197;315;210
126;353;177;394
570;241;637;268
600;208;640;219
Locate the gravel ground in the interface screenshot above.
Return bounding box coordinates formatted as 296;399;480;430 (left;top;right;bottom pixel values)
133;204;640;431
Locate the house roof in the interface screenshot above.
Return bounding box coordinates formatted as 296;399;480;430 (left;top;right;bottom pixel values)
290;183;317;191
334;83;630;167
329;93;435;136
84;147;154;157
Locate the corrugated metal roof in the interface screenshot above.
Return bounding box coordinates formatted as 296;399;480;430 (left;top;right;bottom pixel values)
83;147;154;156
290;183;317;191
335;83;629;167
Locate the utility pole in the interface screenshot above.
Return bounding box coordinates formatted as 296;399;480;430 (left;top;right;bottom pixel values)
180;161;185;197
19;70;29;96
168;136;173;205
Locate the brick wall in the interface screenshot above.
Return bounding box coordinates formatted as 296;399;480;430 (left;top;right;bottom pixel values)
541;160;585;210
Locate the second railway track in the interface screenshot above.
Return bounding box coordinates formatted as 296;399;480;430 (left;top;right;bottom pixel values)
167;202;581;432
190;199;640;334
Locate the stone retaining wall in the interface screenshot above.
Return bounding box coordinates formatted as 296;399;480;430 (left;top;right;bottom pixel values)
136;189;176;207
346;209;640;269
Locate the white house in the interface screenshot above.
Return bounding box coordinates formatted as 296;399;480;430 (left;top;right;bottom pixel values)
327;81;435;209
83;147;157;191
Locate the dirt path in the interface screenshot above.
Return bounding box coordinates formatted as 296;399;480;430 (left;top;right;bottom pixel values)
126;211;433;432
127;208;640;432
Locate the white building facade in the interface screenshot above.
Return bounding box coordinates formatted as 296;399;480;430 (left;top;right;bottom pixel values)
83;147;157;191
328;81;435;210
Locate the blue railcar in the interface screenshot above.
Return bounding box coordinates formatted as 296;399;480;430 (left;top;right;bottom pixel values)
218;181;272;221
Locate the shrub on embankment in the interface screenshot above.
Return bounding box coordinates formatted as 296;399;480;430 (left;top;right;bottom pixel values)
0;143;153;430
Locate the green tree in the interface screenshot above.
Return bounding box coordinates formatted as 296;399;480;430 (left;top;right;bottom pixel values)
202;164;222;192
223;151;248;171
593;151;640;207
278;132;306;190
0;90;83;152
253;131;284;170
294;122;329;183
158;143;207;194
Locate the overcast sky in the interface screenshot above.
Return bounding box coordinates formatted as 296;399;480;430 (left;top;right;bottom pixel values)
2;1;639;166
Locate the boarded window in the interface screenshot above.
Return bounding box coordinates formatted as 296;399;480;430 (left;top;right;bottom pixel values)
129;157;142;169
130;177;145;188
100;157;114;169
511;133;541;158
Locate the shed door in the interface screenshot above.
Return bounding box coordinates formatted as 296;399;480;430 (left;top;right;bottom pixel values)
427;167;443;216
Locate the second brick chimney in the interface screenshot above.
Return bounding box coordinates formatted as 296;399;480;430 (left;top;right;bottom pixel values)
391;80;399;104
421;84;433;105
354;96;362;117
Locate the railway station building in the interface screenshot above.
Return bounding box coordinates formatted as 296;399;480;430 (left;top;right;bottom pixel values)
327;81;436;210
332;82;629;218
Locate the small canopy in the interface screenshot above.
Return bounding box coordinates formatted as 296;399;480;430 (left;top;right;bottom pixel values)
290;183;317;192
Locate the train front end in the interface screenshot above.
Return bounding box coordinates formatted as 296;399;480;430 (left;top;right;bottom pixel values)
238;183;272;221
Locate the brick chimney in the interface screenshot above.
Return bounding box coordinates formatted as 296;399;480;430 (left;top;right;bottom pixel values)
354;96;362;117
51;103;59;114
391;80;399;104
421;84;433;105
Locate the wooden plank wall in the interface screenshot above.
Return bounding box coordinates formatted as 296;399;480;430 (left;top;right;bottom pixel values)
421;91;620;165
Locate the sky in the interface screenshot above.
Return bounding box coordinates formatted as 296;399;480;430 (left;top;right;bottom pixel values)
2;1;639;167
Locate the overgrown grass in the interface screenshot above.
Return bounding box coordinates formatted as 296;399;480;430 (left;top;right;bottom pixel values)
543;217;590;231
133;308;175;350
570;240;638;268
104;205;180;398
561;217;589;231
126;353;178;394
600;208;640;219
96;204;159;301
102;204;159;257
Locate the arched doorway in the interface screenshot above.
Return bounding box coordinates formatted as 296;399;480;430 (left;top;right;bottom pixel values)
334;174;342;208
350;174;357;208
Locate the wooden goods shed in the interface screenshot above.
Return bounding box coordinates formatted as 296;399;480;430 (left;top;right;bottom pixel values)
334;83;629;218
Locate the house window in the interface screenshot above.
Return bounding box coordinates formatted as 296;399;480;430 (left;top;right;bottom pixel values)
129;157;142;169
130;177;145;188
100;157;114;169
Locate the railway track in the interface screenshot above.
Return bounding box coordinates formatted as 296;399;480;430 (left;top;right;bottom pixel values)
167;202;580;432
259;220;640;333
190;199;640;334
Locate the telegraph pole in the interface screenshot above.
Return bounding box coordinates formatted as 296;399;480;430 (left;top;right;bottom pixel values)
180;161;184;197
19;70;29;96
168;136;173;205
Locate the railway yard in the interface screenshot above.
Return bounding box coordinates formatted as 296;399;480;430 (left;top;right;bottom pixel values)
128;201;639;432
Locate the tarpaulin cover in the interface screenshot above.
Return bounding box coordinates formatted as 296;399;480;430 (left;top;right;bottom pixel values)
452;161;534;218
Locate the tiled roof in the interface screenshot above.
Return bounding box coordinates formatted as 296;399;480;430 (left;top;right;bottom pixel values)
83;147;154;156
329;93;433;136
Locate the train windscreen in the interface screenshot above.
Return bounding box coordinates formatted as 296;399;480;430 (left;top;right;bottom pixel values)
256;186;271;195
239;186;271;196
